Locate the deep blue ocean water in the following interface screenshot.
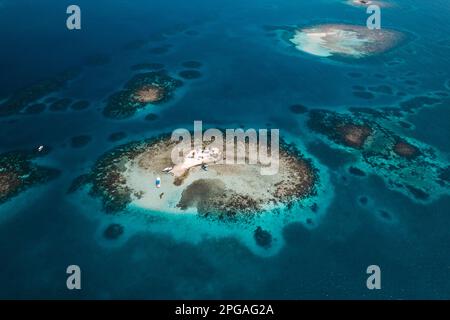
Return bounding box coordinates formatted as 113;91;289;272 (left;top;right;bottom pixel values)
0;0;449;299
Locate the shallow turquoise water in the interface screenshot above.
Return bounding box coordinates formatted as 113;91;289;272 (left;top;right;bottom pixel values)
0;0;449;299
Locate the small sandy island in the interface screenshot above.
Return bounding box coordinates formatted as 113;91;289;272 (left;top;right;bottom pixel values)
103;70;182;119
86;134;318;218
290;24;403;58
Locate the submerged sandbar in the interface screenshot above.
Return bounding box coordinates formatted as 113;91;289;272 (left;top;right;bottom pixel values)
289;24;403;58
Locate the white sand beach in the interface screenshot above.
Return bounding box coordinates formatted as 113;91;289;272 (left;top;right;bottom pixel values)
290;24;403;58
121;138;316;215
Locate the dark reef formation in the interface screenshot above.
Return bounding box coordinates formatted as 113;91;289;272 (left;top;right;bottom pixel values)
368;85;394;95
122;39;148;51
399;96;440;113
358;196;369;206
70;100;90;111
144;113;159;121
103;223;124;240
308;107;447;201
108;132;127;142
88;136;171;212
49;98;73;112
130;63;165;71
0;68;79;117
177;179;233;214
307;108;449;202
351;84;395;100
24;103;46;115
178;70;202;80
67;174;92;194
307;141;356;169
149;44;172;55
254;226;272;249
438;166;450;185
103;70;182;119
378;209;392;221
289;104;309;114
347;72;363;78
0;150;60;204
181;61;202;69
308;110;372;149
353;91;375;100
71;135;92;148
348;166;366;177
398;121;412;129
177;181;269;219
393;139;421;159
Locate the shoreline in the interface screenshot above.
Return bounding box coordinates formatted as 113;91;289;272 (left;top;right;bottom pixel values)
86;133;319;218
288;24;404;59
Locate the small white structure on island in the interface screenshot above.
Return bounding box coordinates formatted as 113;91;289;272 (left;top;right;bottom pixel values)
162;167;173;173
168;147;222;178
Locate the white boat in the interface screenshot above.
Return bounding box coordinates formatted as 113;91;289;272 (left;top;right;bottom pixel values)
156;177;161;188
162;167;173;173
